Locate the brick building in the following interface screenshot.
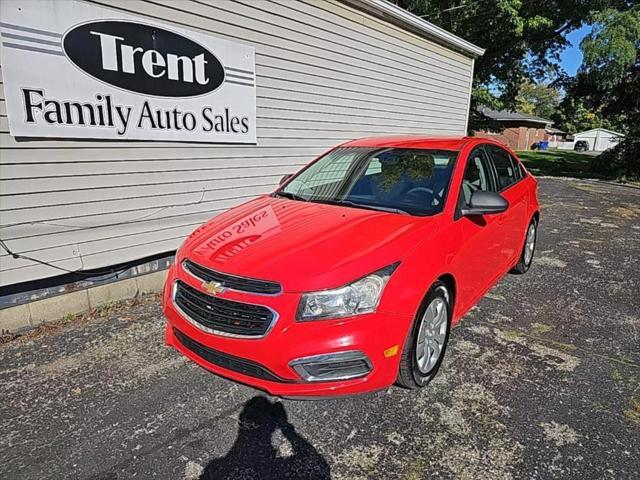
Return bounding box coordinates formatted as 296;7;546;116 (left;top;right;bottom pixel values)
474;107;553;151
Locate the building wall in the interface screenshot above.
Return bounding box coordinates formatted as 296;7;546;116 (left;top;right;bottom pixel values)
472;131;509;147
506;128;524;150
573;130;623;151
475;125;548;151
0;0;475;287
516;127;547;150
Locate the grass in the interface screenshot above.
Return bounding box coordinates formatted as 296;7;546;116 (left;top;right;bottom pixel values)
516;149;613;179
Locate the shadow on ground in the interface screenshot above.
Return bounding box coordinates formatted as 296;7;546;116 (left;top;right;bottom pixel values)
199;396;330;480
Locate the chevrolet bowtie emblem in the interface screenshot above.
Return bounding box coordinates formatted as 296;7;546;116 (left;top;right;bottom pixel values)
202;281;226;295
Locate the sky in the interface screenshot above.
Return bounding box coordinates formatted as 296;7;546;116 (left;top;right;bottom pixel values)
559;24;593;76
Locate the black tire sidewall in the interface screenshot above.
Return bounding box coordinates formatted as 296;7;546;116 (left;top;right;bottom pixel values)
409;283;452;387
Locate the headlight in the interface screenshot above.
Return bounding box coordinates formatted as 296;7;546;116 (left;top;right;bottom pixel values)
297;263;399;321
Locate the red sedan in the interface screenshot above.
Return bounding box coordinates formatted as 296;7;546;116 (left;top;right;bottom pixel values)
163;136;539;398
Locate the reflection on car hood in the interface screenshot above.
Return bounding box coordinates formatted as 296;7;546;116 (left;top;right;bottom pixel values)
182;196;439;292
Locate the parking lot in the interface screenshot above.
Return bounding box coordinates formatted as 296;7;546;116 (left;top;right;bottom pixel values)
1;177;638;480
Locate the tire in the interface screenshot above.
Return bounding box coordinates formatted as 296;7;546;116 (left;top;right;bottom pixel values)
510;217;537;274
397;281;452;389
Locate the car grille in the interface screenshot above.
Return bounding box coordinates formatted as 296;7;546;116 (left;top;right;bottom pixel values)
182;259;282;295
173;328;291;383
173;280;276;337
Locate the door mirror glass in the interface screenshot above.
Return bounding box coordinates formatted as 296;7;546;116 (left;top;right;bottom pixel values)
461;191;508;216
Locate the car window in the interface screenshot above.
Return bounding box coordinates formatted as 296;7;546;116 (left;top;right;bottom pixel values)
511;157;522;180
461;148;493;205
287;149;360;197
279;147;458;216
488;145;517;190
365;158;382;175
517;160;527;179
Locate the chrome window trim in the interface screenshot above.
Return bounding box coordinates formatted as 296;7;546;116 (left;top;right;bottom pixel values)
171;281;279;340
182;259;283;297
289;350;373;382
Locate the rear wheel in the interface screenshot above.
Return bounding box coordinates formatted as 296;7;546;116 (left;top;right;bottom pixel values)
511;218;537;274
397;281;451;389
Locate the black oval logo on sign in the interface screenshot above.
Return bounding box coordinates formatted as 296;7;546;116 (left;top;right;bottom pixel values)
63;21;224;97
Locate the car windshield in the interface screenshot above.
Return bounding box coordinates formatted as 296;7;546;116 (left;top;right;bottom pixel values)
276;147;458;216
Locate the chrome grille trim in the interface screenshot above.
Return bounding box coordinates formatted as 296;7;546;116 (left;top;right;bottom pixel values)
182;259;282;296
172;281;279;339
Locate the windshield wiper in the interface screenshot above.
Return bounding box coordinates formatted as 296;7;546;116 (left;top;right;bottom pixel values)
274;191;309;202
312;198;409;215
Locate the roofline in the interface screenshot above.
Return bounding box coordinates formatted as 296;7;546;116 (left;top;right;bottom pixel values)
494;117;552;125
575;128;626;136
341;0;485;58
477;106;552;124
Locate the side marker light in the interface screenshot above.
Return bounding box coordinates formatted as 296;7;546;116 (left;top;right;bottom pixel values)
384;345;399;358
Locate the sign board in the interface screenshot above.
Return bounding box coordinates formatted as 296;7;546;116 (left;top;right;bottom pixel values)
0;0;256;143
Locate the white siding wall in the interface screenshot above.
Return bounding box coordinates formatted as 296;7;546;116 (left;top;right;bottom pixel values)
0;0;474;287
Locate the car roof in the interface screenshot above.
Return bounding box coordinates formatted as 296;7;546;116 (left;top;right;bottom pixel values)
341;136;481;151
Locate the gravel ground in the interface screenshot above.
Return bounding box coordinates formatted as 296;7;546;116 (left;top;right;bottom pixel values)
1;177;639;480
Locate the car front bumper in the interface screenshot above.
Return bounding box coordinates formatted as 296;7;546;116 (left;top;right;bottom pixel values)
162;264;412;397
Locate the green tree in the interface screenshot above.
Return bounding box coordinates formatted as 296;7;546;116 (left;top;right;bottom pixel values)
572;6;640;179
515;81;561;119
581;7;640;88
552;97;622;135
393;0;632;129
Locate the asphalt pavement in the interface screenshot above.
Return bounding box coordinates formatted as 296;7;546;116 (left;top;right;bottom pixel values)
1;177;639;480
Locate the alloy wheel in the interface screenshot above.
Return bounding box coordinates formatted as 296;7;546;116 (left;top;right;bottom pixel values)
415;296;448;374
524;222;536;266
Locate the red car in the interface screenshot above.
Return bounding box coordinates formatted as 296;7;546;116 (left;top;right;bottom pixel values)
163;136;539;398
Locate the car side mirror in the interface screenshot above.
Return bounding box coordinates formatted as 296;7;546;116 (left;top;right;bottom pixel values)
461;191;508;216
280;174;293;185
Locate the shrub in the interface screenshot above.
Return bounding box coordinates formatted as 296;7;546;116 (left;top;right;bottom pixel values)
592;136;640;180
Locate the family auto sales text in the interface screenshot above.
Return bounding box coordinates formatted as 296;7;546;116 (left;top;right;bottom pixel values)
21;88;251;136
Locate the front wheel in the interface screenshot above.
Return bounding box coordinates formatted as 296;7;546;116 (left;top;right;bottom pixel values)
396;281;452;389
511;217;537;274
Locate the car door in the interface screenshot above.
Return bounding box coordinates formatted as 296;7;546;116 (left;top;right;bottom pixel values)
453;146;505;311
486;144;528;266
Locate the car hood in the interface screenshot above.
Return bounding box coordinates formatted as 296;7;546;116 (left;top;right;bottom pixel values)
181;196;438;292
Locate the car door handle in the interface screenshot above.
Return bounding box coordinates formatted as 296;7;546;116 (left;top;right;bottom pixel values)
497;213;507;225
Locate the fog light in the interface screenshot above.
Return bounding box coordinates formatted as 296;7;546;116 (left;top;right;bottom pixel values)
289;351;372;382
